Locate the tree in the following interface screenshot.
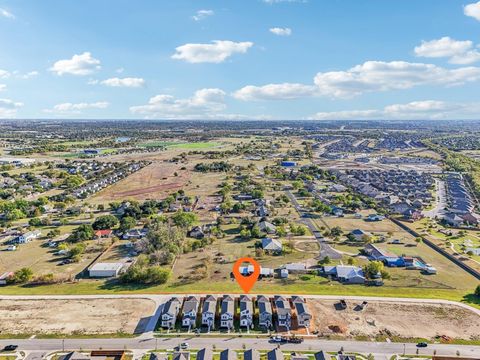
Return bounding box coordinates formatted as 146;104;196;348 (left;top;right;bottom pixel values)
92;215;119;230
330;226;343;237
475;284;480;297
318;256;331;265
68;224;94;243
120;216;137;232
364;261;385;279
13;267;33;284
172;211;198;228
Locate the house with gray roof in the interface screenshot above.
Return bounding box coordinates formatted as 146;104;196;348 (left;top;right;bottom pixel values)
243;350;260;360
196;349;213;360
239;295;253;328
274;295;291;329
220;295;234;330
182;295;200;329
267;349;284;360
257;295;273;329
262;237;282;254
220;349;237;360
292;296;311;327
201;295;217;330
161;297;181;329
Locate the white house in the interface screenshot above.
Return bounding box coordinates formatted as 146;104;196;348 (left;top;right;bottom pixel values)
201;295;217;330
182;296;200;329
239;295;253;328
15;230;41;244
88;262;124;278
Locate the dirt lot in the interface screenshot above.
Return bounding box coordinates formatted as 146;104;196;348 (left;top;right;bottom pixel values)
92;161;189;202
0;298;156;335
310;299;480;340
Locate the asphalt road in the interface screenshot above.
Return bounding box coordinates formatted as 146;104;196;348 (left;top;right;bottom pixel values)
284;190;342;260
1;336;480;358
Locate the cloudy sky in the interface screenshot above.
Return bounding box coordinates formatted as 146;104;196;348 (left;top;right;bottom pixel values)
1;0;480;120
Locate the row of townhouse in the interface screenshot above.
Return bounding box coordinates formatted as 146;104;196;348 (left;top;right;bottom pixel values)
160;295;311;331
72;162;145;198
152;349;335;360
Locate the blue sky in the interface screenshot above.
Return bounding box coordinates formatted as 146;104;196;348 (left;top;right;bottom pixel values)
1;0;480;120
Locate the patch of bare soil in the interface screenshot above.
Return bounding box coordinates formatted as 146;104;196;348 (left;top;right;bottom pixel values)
311;299;480;340
0;298;156;335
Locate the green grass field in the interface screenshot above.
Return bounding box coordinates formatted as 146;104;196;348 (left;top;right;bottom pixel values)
0;277;478;309
139;141;220;149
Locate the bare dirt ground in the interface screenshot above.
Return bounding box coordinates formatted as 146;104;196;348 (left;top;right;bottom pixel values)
92;161;189;202
310;299;480;340
0;298;156;335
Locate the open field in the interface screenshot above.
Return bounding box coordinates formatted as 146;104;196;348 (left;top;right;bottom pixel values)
0;298;155;335
310;299;480;340
0;238;106;276
91;161;190;202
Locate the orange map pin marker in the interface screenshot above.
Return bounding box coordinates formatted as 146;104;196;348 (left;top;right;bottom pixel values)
233;257;260;293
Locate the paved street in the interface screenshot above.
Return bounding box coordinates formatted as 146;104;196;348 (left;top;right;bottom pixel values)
423;178;447;218
1;295;480;358
1;336;480;358
285;190;342;259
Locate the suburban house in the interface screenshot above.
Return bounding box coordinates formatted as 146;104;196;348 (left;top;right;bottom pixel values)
182;295;200;328
349;229;371;241
274;295;292;329
161;297;181;329
201;295;217;330
261;237;282;254
314;352;328;360
292;296;311;328
220;295;234;330
239;295;254;328
14;230;41;244
188;226;205;239
267;349;284;360
366;214;385;221
243;350;260;360
122;228;148;240
364;243;389;260
257;295;273;329
335;265;366;284
94;229;112;239
172;353;190;360
258;220;276;234
220;350;237;360
196;349;213;360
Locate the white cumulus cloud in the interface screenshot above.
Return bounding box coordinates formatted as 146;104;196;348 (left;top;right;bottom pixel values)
130;88;226;119
233;83;316;101
313;61;480;97
44;101;109;114
308;100;478;120
172;40;253;63
414;37;480;64
100;77;145;88
233;61;480;100
0;98;23;118
269;27;292;36
465;1;480;21
50;52;101;76
192;9;214;21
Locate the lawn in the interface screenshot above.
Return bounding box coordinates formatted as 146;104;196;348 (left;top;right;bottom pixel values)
138;141;220;149
0;275;478;309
